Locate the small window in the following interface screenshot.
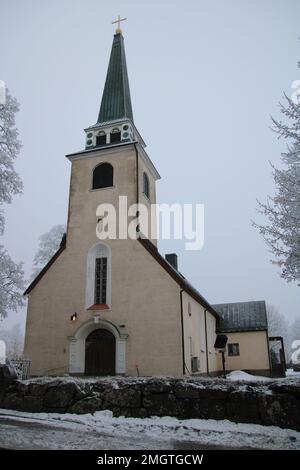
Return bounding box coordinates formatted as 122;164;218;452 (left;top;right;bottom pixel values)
228;343;240;356
143;172;150;199
92;163;113;190
110;128;121;143
96;132;106;146
94;257;107;304
188;302;192;316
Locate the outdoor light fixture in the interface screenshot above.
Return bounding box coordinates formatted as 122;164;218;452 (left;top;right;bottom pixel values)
70;313;77;321
214;334;228;378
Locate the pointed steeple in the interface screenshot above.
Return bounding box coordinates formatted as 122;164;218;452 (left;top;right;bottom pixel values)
97;32;133;124
84;29;145;151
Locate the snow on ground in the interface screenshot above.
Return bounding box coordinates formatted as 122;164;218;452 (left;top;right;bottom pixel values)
20;370;300;387
226;371;271;382
0;408;299;450
286;368;300;377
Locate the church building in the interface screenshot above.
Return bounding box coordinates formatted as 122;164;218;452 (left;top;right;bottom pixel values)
23;24;271;378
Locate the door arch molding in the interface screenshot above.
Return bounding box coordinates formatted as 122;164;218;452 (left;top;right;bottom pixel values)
68;318;128;375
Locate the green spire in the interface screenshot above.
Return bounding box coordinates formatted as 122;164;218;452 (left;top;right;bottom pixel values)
97;33;133;124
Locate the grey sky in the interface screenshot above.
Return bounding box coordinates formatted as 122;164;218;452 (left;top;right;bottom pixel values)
1;0;299;331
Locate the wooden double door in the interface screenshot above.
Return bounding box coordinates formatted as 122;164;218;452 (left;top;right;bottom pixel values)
85;328;116;376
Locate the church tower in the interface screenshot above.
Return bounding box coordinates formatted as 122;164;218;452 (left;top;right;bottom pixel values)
24;24;220;378
66;26;160;244
85;31;138;149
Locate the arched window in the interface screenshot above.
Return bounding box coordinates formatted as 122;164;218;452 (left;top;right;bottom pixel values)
92;163;113;190
86;243;111;309
143;172;150;199
96;131;106;146
110;128;121;144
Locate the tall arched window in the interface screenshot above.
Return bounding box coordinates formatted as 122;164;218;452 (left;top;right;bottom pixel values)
143;172;150;199
86;243;111;309
110;128;121;143
92;163;113;190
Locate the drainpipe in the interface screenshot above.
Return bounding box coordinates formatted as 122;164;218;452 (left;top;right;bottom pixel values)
180;289;186;375
204;309;209;376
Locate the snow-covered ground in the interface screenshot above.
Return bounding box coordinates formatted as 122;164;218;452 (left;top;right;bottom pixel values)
226;371;271;382
286;368;300;377
0;408;299;450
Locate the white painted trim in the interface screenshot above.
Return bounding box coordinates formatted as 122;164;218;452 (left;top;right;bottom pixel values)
68;318;128;375
89;186;115;193
66;142;161;181
136;143;161;181
90;161;114;191
85;242;112;310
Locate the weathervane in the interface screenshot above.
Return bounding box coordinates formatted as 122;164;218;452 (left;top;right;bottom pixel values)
112;15;127;34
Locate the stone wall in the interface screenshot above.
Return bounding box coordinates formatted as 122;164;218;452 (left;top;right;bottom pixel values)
1;376;300;431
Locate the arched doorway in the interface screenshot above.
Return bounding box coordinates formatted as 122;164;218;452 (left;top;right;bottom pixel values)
85;328;116;376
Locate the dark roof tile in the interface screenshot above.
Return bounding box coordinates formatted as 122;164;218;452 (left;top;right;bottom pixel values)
213;301;268;332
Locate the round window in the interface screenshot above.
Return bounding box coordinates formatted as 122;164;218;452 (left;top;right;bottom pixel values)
123;132;129;138
87;132;93;138
86;139;92;145
123;125;129;131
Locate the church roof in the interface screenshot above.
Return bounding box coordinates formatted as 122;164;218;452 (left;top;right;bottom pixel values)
97;32;133;124
138;237;220;319
23;236;66;295
213;301;268;332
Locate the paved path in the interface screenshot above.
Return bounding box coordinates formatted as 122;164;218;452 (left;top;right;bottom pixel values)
0;414;253;450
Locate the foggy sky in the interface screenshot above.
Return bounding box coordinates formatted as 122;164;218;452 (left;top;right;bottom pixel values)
1;0;299;331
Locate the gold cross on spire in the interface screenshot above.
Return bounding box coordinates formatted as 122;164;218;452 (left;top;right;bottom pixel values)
112;15;127;34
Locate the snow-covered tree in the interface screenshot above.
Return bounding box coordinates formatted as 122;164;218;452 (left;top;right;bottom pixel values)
0;245;25;320
253;61;300;284
0;89;23;234
290;316;300;343
32;224;66;278
0;323;24;359
0;89;25;320
267;304;292;360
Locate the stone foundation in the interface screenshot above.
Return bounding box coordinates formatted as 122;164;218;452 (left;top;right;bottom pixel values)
1;376;300;431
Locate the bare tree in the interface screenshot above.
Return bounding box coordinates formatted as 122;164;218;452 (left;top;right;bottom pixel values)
253;62;300;284
290;316;300;343
0;323;24;359
0;88;25;319
32;224;66;278
267;304;292;360
0;89;23;234
0;245;25;319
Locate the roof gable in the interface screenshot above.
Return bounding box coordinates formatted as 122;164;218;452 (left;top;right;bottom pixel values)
138;237;220;319
213;301;268;332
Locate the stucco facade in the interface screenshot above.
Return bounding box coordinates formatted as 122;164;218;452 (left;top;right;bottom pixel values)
24;142;222;377
23;30;271;380
223;331;271;376
181;293;221;375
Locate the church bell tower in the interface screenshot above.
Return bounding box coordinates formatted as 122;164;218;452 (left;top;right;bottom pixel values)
65;22;160;255
84;25;146;154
